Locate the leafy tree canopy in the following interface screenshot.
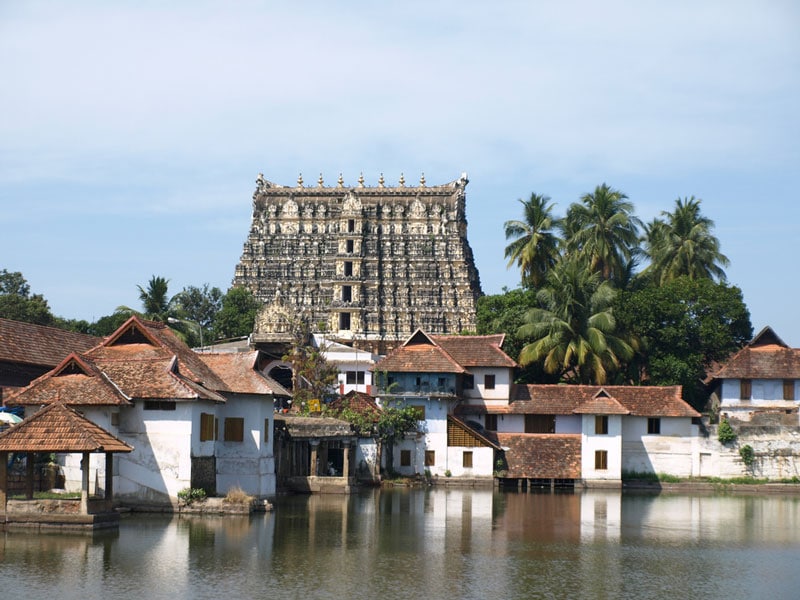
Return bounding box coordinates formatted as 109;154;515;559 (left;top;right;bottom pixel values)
0;269;56;326
615;276;752;409
213;286;259;339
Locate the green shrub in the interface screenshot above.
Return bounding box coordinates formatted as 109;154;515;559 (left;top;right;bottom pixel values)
718;418;736;444
444;469;452;477
223;485;253;506
177;487;207;505
739;444;755;466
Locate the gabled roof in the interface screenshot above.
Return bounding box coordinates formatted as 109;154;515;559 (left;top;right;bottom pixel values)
0;402;133;453
85;316;231;392
572;389;630;415
199;351;290;396
4;316;243;407
5;352;132;407
466;384;699;417
374;329;466;374
0;318;102;367
708;326;800;380
328;390;381;419
431;334;518;368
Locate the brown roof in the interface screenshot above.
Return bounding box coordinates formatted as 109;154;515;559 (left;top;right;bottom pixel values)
496;433;582;479
0;402;133;453
431;334;518;368
199;352;290;396
4;316;245;407
374;330;466;374
86;317;231;392
462;384;698;417
0;318;101;367
5;353;132;407
275;414;355;438
329;390;381;419
447;415;501;449
709;327;800;380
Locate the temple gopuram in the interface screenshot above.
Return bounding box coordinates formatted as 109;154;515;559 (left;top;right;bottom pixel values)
233;172;482;354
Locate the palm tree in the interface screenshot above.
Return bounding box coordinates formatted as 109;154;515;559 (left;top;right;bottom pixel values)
517;259;635;384
564;184;642;286
643;197;729;285
503;193;562;288
117;276;178;323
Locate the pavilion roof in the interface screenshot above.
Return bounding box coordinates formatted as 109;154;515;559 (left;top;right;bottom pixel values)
0;402;133;454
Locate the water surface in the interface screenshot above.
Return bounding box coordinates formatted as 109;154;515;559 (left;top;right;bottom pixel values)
1;488;799;599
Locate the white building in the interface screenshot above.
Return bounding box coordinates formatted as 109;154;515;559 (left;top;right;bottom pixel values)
7;316;288;506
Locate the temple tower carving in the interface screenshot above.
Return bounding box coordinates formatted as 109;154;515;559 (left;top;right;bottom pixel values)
234;172;482;353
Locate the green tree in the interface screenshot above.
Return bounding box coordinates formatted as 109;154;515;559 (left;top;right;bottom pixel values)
117;275;178;323
564;184;642;285
0;269;56;325
615;276;752;409
503;193;562;289
642;196;729;285
283;328;340;411
173;284;223;346
518;259;635;384
213;286;260;339
476;287;557;383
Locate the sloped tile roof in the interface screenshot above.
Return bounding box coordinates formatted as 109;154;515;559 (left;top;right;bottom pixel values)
328;390;381;419
200;352;290;396
572;389;630;415
0;402;133;453
496;433;582;479
0;318;101;367
375;339;466;374
708;327;800;380
5;353;132;407
86;317;231;392
431;334;518;368
477;384;698;417
99;357;223;400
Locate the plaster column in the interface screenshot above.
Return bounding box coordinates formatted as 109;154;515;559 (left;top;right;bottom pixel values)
342;441;351;480
80;452;90;515
310;440;320;476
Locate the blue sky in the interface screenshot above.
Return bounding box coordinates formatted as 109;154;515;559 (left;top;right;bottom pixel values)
1;1;798;344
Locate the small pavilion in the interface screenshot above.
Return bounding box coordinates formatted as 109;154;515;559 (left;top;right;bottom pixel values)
0;401;133;530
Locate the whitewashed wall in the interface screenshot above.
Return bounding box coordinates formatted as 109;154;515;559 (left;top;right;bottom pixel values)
581;414;622;481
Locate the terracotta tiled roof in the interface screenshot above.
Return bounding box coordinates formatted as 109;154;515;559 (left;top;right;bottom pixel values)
708;327;800;380
0;318;101;367
200;352;290;396
5;353;132;407
86;317;230;392
0;402;133;453
572;389;630;415
496;433;582;479
374;330;466;374
466;384;698;417
329;391;381;419
432;334;518;368
99;357;224;401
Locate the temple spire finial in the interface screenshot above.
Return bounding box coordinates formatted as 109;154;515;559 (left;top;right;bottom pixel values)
297;173;304;188
419;173;426;187
398;173;405;187
378;173;385;188
337;173;344;188
358;172;365;188
318;173;324;188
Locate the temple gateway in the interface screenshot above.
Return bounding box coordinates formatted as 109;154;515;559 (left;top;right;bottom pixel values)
233;172;482;353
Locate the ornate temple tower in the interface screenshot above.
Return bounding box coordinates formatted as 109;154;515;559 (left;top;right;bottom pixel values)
233;172;482;353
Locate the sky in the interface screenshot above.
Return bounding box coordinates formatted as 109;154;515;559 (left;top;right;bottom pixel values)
1;1;798;344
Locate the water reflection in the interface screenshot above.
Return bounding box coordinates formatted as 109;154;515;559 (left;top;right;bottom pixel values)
1;489;800;600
